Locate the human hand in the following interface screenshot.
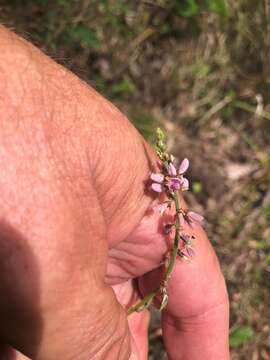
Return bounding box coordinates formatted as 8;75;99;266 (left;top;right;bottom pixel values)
0;26;229;359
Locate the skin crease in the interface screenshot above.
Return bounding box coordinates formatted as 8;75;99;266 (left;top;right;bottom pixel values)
0;26;230;360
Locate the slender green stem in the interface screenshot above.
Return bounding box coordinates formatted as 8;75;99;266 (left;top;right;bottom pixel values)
234;100;270;121
161;191;180;284
127;289;158;315
127;190;181;315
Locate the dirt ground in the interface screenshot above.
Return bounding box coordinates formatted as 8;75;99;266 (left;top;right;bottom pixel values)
1;1;270;359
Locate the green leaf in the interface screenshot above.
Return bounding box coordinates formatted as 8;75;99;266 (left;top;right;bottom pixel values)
229;326;254;347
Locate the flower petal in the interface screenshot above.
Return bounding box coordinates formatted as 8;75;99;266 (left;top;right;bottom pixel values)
179;158;189;174
150;173;164;183
186;246;195;257
169;178;181;191
188;211;204;223
151;183;163;193
178;213;186;227
158;203;169;214
177;249;189;260
181;177;189;191
168;163;177;176
180;234;191;244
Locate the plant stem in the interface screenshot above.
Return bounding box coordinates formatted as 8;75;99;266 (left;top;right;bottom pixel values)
127;191;181;315
127;289;158;315
161;191;180;284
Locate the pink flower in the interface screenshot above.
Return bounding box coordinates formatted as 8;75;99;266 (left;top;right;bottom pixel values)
180;234;195;245
178;213;186;227
178;210;204;228
177;246;194;259
153;202;170;214
150;158;190;194
167;158;190;191
188;211;204;223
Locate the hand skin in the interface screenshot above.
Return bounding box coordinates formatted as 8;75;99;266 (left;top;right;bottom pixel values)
0;26;230;360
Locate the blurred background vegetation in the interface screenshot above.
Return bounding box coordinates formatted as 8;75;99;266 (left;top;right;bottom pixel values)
1;0;270;358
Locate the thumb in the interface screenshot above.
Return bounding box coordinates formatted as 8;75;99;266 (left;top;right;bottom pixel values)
138;222;230;360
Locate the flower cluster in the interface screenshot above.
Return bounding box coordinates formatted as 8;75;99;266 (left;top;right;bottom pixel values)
128;128;204;315
150;156;203;260
151;157;190;193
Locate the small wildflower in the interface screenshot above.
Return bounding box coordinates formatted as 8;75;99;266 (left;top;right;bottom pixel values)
178;210;204;228
178;213;186;227
129;129;204;315
150;157;191;194
152;201;172;214
188;211;204;223
177;248;188;260
177;246;194;260
186;246;195;257
158;203;169;214
180;233;195;245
